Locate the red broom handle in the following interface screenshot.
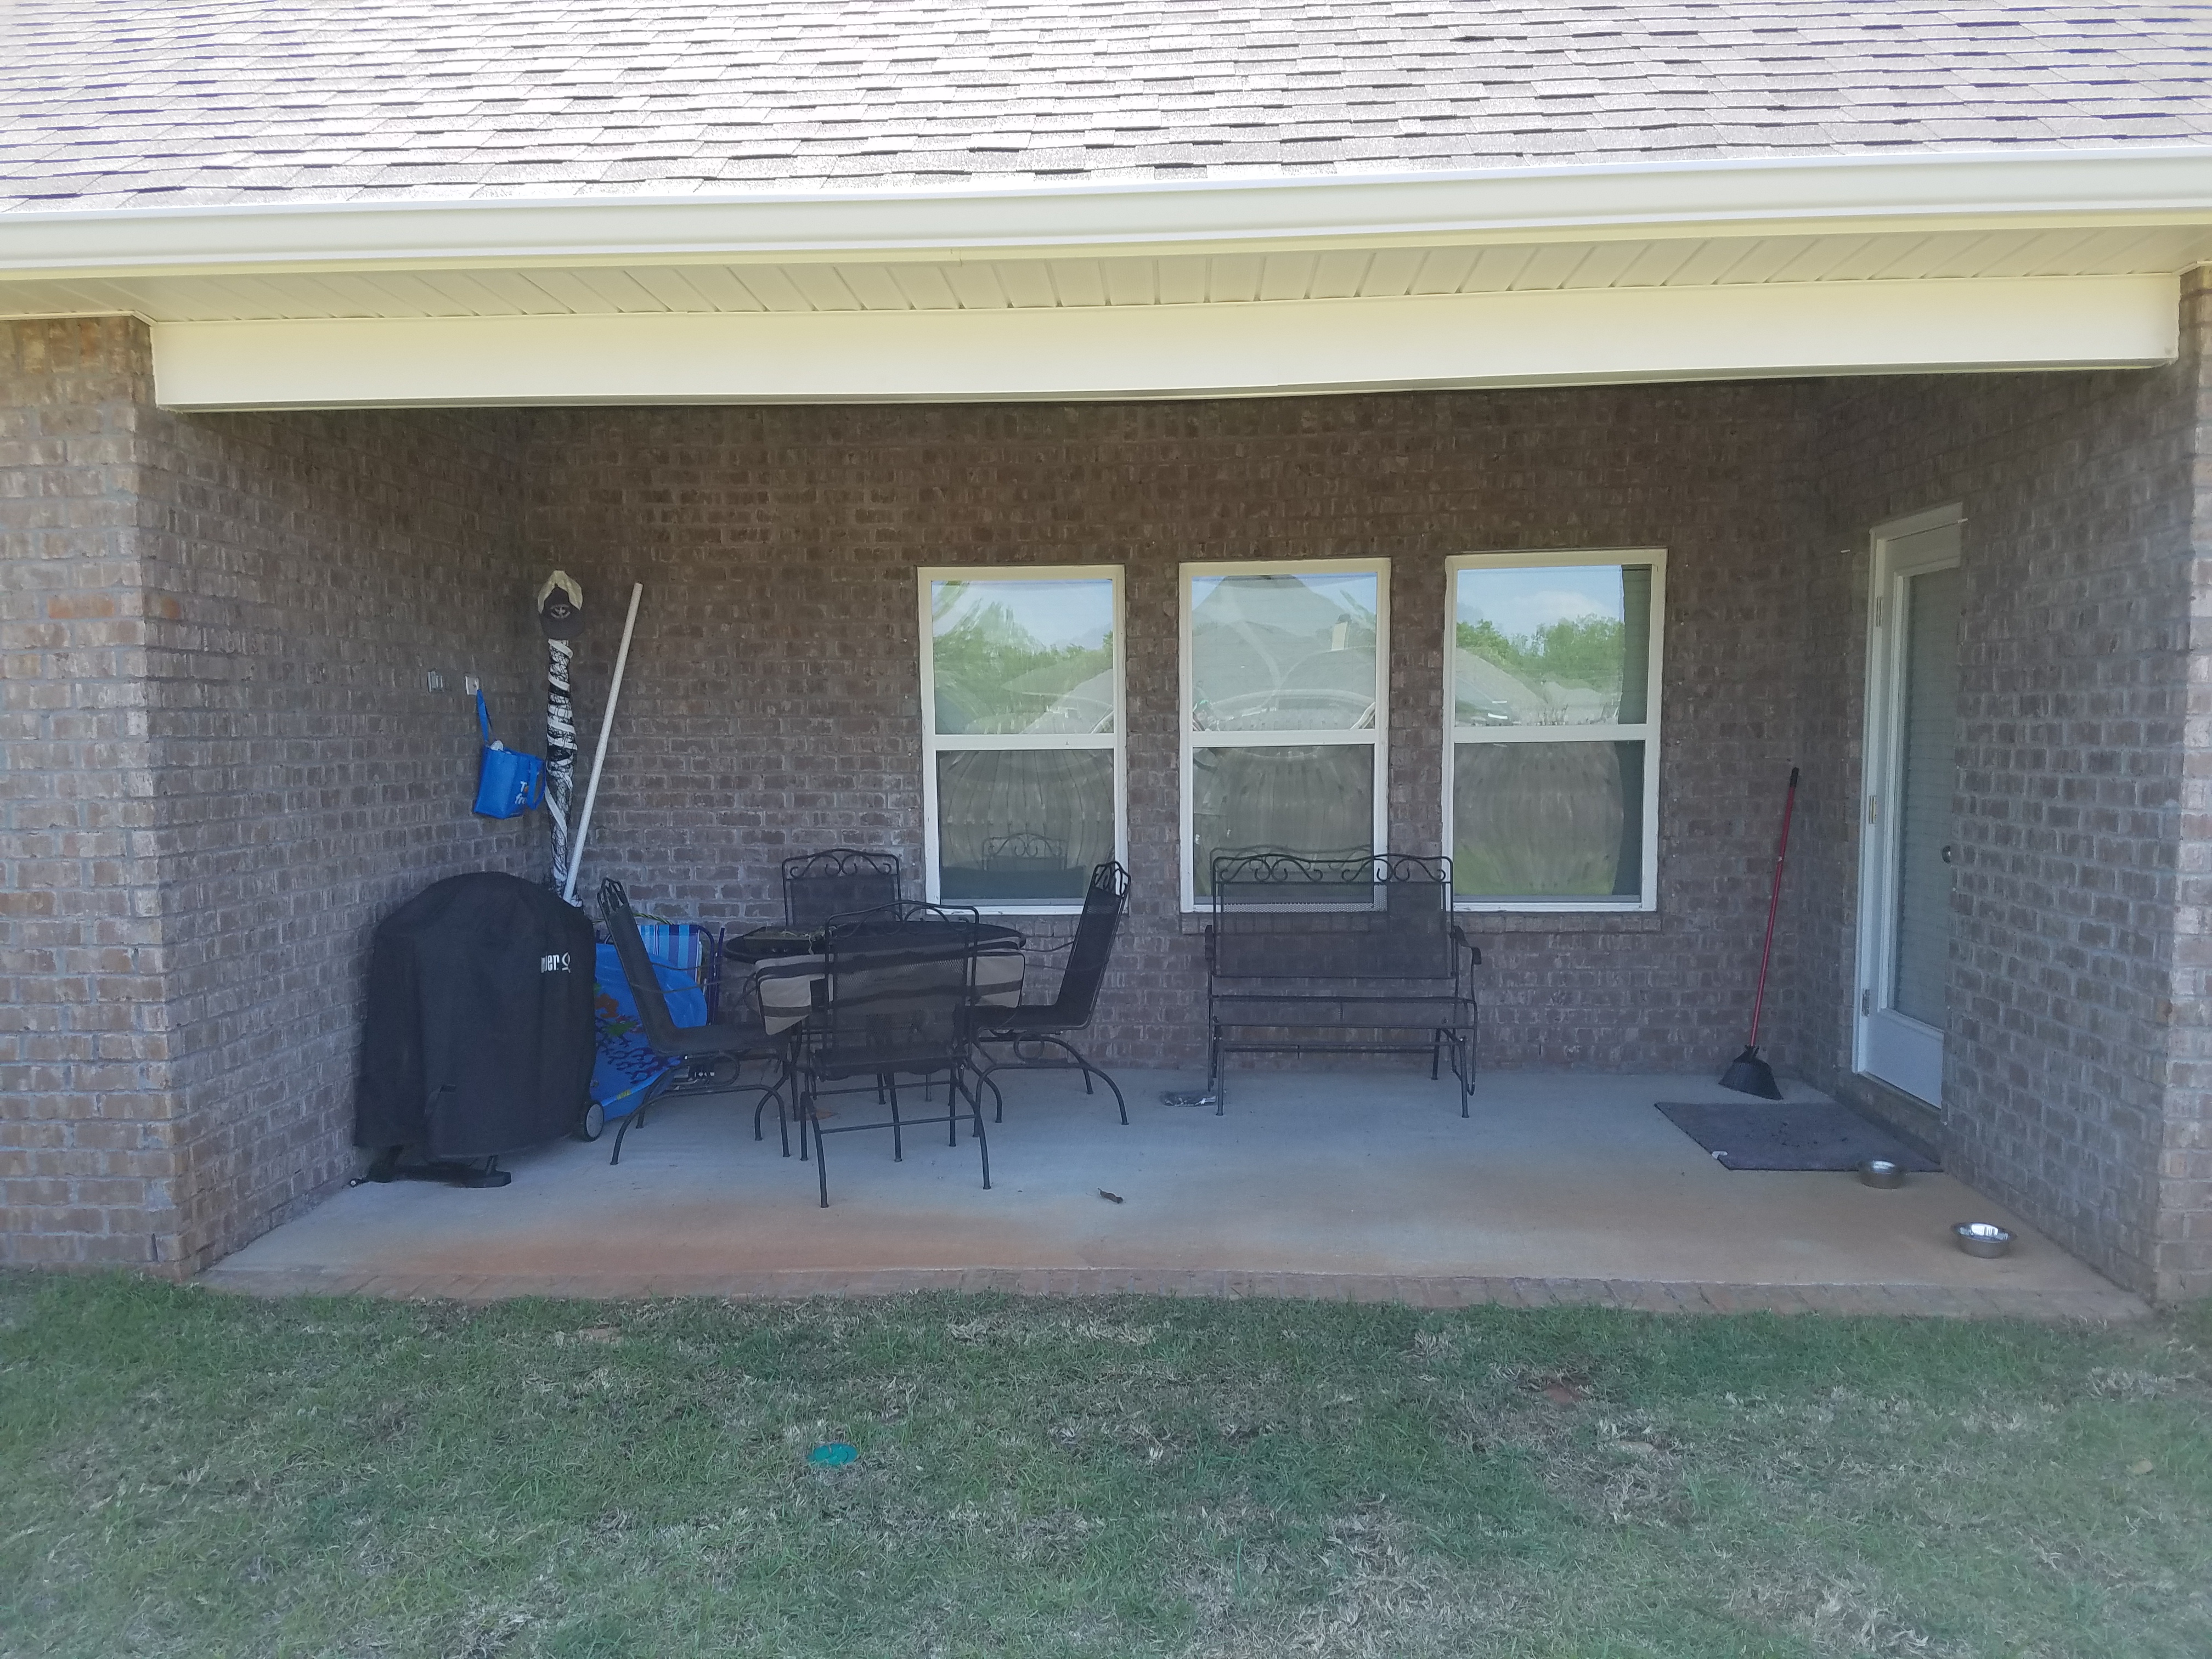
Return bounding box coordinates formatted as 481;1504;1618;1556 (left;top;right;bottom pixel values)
1745;766;1801;1048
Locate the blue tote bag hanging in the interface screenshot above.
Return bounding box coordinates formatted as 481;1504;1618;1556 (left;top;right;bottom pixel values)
473;687;545;819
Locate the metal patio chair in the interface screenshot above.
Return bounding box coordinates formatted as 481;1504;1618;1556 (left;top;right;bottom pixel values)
969;860;1131;1125
795;901;991;1207
599;878;792;1162
782;848;903;933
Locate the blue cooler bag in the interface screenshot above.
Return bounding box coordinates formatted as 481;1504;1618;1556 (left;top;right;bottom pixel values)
473;689;545;819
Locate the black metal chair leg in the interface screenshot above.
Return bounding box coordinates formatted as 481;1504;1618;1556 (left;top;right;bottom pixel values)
751;1072;790;1156
1430;1029;1442;1080
812;1102;831;1207
962;1071;991;1190
888;1077;904;1161
609;1110;634;1165
1207;1022;1226;1114
1087;1060;1128;1126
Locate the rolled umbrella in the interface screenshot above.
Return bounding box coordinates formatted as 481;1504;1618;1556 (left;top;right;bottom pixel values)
537;571;584;893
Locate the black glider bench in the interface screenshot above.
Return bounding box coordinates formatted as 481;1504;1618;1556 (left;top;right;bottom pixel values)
1204;852;1481;1115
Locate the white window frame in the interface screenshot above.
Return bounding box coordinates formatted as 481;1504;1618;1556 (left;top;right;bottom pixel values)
1178;557;1391;912
1442;548;1665;913
917;565;1127;916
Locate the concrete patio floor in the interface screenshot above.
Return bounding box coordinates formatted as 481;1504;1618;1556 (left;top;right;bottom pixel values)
202;1070;2147;1318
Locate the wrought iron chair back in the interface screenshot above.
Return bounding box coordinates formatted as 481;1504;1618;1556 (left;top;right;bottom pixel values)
806;901;979;1081
782;848;902;932
1209;851;1455;981
1047;860;1130;1023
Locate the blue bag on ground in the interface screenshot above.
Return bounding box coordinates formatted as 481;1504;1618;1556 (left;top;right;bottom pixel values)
473;687;546;818
590;941;707;1121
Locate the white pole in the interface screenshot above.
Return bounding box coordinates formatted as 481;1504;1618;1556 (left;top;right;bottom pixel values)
562;582;643;905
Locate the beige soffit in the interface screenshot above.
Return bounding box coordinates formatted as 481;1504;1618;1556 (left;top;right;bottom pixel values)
1;150;2204;406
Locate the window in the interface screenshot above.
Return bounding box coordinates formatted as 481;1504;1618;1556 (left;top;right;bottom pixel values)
1180;560;1389;908
1445;550;1663;911
919;567;1125;912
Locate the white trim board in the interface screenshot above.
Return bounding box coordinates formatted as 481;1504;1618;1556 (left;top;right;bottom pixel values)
7;149;2212;276
149;274;2179;409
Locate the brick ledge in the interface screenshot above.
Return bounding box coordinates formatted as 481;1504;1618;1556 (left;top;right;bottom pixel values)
195;1263;2151;1322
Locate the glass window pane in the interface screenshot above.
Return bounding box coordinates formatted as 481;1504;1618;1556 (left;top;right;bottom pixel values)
930;578;1115;735
1453;741;1645;900
1454;564;1651;727
936;749;1114;904
1190;571;1379;732
1192;744;1374;896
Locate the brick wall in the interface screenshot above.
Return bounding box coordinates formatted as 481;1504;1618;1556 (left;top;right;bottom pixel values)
526;390;1820;1074
1;318;182;1266
2;317;544;1272
138;397;544;1270
1791;277;2212;1299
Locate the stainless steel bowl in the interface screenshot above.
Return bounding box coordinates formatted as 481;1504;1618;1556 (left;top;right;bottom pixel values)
1953;1221;2015;1259
1858;1158;1905;1188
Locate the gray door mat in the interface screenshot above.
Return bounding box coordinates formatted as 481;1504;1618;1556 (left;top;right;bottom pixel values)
1655;1101;1942;1172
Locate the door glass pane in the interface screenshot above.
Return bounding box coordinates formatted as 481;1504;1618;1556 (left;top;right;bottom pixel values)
1454;563;1651;726
1453;741;1644;900
930;578;1115;735
1190;571;1379;732
1892;566;1960;1027
936;749;1114;903
1191;744;1374;895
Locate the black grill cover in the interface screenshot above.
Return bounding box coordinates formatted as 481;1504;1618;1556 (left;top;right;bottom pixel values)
354;872;596;1158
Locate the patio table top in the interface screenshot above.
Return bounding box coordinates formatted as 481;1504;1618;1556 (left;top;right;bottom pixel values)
744;932;1026;1035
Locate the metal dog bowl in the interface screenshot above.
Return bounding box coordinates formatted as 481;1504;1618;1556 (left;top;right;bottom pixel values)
1953;1221;2015;1259
1857;1158;1905;1188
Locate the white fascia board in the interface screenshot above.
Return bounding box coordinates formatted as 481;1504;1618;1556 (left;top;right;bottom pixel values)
9;149;2212;276
151;274;2178;410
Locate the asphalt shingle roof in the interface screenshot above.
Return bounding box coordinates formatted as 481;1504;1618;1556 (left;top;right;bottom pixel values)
4;1;2210;211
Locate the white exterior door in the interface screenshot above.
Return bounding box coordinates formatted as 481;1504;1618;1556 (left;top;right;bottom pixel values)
1855;507;1963;1105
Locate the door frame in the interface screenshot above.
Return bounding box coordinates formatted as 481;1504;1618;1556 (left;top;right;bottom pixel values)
1853;503;1964;1107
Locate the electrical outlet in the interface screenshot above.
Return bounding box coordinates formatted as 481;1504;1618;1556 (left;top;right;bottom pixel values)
463;675;479;695
426;670;445;691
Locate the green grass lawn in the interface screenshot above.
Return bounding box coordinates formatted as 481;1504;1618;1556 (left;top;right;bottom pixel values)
2;1274;2207;1658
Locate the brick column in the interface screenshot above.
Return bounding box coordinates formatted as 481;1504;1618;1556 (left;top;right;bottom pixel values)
2164;266;2212;1300
1;318;184;1267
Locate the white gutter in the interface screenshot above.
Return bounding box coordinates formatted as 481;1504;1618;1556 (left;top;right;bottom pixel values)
3;149;2210;276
